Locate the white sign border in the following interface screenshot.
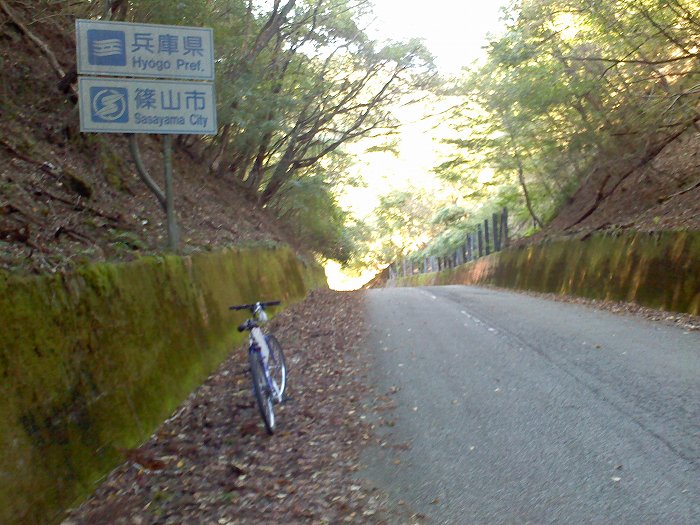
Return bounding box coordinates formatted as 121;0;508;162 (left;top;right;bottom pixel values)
78;76;217;135
76;19;215;81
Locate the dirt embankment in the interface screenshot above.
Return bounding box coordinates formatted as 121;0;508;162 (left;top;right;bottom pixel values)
536;126;700;241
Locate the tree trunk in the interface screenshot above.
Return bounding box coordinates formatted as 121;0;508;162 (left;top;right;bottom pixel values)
515;154;543;229
209;124;231;177
260;139;297;205
504;124;544;229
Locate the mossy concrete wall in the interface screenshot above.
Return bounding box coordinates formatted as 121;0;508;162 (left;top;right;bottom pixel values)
0;245;326;525
390;231;700;315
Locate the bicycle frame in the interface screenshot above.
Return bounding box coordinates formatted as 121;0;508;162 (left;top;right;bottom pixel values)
248;326;283;403
229;300;285;434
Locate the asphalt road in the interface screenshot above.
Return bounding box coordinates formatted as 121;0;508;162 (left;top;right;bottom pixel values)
360;285;700;525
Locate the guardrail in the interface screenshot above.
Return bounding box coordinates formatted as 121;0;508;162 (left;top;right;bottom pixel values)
389;207;509;279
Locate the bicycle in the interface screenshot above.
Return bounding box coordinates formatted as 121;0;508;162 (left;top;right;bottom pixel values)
229;300;287;434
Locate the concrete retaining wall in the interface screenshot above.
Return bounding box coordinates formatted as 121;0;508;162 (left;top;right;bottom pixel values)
390;231;700;316
0;244;325;525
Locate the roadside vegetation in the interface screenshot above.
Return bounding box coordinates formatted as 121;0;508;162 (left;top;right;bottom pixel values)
74;0;437;263
0;0;436;274
364;0;700;272
1;0;698;279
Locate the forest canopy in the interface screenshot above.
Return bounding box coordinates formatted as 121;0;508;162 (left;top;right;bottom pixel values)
367;0;700;270
71;1;699;273
72;0;437;263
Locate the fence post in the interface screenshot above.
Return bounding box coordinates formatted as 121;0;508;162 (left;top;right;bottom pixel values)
484;219;490;255
501;207;509;248
493;212;501;252
477;224;483;257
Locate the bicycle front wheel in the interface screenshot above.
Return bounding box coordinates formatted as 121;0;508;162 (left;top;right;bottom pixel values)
249;350;275;434
266;334;287;399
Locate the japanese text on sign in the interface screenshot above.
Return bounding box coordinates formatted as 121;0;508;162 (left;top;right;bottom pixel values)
79;77;217;134
76;19;214;80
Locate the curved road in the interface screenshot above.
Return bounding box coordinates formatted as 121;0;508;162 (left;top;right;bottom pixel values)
361;286;700;524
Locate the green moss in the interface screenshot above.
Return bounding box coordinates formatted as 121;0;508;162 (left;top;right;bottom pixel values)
0;244;325;525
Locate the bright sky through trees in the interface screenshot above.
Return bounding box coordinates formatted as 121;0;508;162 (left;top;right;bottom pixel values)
327;0;511;289
339;0;512;217
368;0;511;74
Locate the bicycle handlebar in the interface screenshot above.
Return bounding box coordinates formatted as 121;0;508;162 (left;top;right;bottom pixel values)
228;300;281;311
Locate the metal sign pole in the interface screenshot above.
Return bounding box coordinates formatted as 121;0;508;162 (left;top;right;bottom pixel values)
162;134;179;251
76;19;216;253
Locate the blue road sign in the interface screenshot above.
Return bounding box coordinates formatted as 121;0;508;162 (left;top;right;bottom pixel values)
76;19;214;80
79;77;216;134
87;29;127;66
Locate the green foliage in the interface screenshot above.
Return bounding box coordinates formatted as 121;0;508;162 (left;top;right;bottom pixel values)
436;0;700;238
71;0;440;265
419;222;469;258
270;172;355;263
431;205;466;225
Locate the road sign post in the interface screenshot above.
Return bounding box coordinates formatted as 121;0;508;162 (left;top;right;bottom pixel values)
76;19;217;252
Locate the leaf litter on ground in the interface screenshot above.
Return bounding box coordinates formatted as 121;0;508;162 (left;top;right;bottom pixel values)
62;289;424;525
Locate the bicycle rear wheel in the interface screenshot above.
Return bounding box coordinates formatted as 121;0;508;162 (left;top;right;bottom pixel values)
266;334;287;399
248;350;275;434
